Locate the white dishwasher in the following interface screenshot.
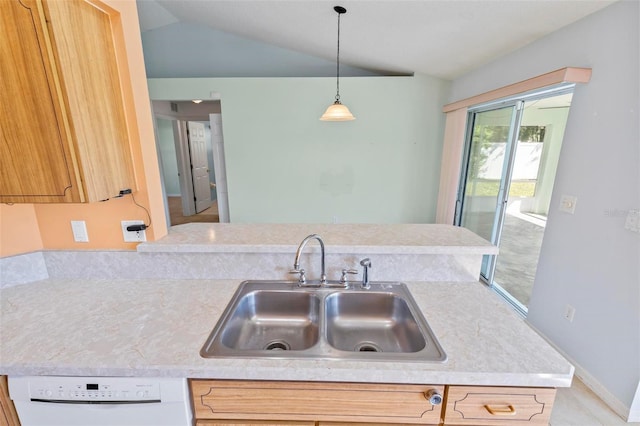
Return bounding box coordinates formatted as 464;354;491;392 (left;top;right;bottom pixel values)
8;376;192;426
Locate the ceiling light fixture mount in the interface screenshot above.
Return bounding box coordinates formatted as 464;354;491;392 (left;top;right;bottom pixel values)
320;5;355;121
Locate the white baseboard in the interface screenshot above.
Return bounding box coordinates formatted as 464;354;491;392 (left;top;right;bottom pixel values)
628;383;640;421
573;361;634;422
526;322;634;422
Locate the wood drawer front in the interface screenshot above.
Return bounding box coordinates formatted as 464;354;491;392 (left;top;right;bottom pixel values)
191;380;444;424
196;421;314;426
197;422;417;426
444;386;555;425
320;423;430;425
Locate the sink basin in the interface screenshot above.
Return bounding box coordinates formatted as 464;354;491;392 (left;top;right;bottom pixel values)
200;281;446;362
220;290;320;351
325;292;426;353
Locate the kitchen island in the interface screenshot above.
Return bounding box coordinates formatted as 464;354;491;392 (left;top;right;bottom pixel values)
0;223;572;424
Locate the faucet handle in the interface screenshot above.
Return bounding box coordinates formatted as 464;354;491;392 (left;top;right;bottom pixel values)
288;268;306;284
339;269;358;285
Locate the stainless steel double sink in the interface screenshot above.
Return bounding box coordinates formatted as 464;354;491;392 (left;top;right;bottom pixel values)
200;281;447;362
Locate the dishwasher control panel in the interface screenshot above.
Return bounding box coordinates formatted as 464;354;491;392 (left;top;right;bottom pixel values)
26;377;161;402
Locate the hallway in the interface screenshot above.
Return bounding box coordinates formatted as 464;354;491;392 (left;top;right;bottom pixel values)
167;196;219;226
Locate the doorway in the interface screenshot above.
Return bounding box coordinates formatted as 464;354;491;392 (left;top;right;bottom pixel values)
152;100;230;226
455;87;574;314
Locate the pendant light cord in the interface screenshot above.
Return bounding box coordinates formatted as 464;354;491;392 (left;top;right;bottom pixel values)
320;5;355;121
335;11;341;103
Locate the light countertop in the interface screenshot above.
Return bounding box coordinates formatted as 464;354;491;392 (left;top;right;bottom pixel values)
0;278;573;387
137;223;499;255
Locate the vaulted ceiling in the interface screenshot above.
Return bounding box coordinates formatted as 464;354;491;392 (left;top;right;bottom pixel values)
136;0;616;80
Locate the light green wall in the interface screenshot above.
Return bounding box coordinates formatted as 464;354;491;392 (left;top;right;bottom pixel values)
147;74;450;223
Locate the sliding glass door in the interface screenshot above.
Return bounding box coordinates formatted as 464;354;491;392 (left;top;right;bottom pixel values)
456;88;574;314
456;102;523;282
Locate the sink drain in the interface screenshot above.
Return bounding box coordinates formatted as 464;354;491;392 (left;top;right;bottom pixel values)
263;340;291;351
354;342;382;352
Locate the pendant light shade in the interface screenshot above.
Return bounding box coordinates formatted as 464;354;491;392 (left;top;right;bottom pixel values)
320;101;355;121
320;6;355;121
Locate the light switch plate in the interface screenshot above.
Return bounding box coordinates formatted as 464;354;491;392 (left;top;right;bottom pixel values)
70;220;89;242
559;195;577;214
564;304;576;322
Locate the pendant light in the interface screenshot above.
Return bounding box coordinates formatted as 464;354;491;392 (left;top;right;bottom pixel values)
320;6;355;121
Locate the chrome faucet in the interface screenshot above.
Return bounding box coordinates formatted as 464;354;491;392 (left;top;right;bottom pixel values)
291;234;327;286
360;258;372;289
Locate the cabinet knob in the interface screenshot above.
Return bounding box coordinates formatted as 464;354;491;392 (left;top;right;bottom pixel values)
424;389;442;405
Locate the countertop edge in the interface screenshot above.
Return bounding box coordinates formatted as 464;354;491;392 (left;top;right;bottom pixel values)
135;223;499;255
0;365;574;388
136;244;499;255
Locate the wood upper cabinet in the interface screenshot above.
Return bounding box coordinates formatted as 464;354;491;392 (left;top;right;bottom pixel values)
191;380;445;425
0;0;136;203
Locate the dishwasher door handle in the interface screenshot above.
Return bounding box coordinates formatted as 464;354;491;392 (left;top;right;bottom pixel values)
30;398;161;405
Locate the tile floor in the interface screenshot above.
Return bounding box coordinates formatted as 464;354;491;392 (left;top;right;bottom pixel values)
494;212;545;306
463;208;546;307
551;377;639;425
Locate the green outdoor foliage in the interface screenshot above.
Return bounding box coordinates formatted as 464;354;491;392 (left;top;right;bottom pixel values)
465;180;537;198
466;124;544;197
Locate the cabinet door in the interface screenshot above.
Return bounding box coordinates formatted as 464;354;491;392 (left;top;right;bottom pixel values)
443;386;555;425
0;376;20;426
191;380;444;425
43;0;136;201
0;0;81;202
0;0;137;203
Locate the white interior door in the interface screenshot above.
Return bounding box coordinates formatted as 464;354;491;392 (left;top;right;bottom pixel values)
173;121;195;217
187;121;212;213
210;113;230;222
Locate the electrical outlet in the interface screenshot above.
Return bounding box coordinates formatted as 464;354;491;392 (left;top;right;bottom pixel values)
625;209;639;233
121;220;146;242
563;304;576;322
559;195;577;214
70;220;89;242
